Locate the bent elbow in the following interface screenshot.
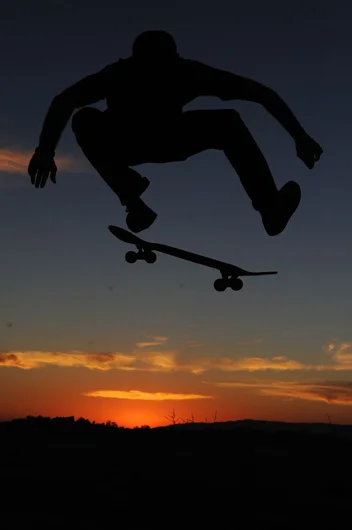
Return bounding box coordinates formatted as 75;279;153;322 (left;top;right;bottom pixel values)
259;87;280;108
52;89;79;111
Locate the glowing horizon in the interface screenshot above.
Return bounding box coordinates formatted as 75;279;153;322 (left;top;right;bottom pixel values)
1;337;352;428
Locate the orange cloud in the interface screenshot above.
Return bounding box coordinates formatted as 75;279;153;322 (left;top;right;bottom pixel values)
206;380;352;406
83;390;213;401
0;147;84;175
2;340;352;374
0;350;136;371
0;349;309;373
203;356;311;372
324;341;352;367
135;336;168;348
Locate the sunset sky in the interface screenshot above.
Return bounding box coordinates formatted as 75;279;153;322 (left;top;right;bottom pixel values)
1;1;351;428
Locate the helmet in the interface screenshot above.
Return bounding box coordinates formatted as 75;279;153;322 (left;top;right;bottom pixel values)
132;30;178;62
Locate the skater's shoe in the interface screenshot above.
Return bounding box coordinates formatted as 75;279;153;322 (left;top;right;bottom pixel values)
254;181;301;236
117;173;156;233
119;174;150;205
125;198;158;233
133;174;150;197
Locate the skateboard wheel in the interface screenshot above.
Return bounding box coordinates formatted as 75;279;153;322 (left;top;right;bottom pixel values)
125;251;137;264
214;278;227;292
230;278;243;291
145;251;157;264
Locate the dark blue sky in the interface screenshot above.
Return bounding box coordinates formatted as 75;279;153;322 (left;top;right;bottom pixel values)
1;1;352;425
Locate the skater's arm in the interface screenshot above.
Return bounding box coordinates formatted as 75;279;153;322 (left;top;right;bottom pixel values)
191;60;306;142
36;62;117;156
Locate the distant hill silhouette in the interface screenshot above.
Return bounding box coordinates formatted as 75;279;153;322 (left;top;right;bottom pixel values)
1;415;350;528
1;414;352;439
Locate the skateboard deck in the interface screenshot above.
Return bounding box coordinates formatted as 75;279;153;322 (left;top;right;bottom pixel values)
108;225;277;292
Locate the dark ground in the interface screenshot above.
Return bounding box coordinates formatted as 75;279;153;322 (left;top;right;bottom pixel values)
1;417;351;529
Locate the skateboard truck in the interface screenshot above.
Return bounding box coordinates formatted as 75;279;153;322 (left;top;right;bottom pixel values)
214;274;243;292
125;244;157;264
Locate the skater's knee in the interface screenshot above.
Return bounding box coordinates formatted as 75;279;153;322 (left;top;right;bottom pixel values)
217;109;243;132
220;109;250;147
228;108;243;125
212;109;244;147
71;107;103;134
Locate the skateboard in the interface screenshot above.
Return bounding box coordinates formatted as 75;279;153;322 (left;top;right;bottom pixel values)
108;225;278;292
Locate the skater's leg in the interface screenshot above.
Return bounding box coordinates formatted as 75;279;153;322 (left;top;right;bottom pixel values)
170;108;301;236
71;107;149;203
221;111;301;235
71;107;156;233
221;111;278;208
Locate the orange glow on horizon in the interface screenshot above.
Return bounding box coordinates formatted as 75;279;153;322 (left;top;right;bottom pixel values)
1;340;352;428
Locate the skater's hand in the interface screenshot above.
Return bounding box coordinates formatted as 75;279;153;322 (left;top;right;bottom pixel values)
295;133;323;170
28;149;57;188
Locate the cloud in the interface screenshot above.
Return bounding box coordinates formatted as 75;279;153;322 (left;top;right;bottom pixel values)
0;353;23;367
0;147;85;177
205;380;352;406
83;390;213;401
135;336;168;348
0;349;309;373
203;356;311;372
324;341;352;366
0;350;137;371
2;340;352;374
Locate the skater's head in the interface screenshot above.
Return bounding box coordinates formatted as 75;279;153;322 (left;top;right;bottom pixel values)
132;30;179;67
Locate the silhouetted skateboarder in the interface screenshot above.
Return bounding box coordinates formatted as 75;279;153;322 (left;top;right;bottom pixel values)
28;30;323;235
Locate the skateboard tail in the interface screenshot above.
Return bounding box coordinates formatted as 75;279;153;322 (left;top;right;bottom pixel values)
244;271;278;276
